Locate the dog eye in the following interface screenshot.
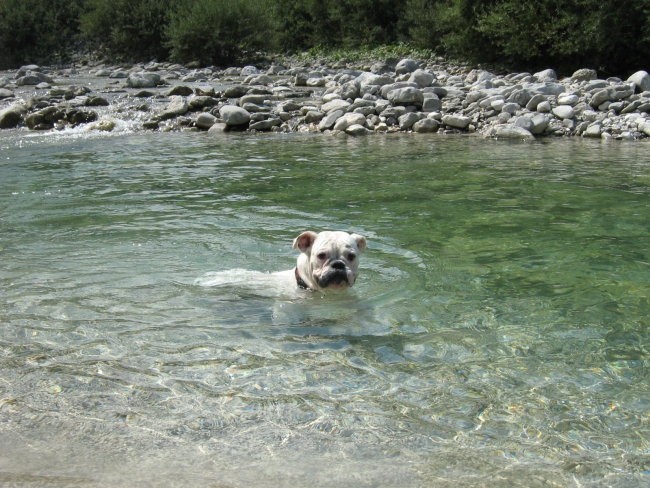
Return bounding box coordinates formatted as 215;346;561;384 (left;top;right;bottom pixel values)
347;253;356;261
316;252;327;260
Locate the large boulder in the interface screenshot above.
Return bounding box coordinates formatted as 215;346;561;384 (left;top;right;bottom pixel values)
442;114;472;130
627;70;650;92
387;87;424;107
0;102;27;129
127;72;162;88
395;58;418;75
219;105;250;126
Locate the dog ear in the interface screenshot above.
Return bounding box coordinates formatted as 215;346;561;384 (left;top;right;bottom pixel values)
293;231;318;252
351;234;367;252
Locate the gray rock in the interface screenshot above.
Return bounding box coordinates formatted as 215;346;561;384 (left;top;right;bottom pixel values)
25;106;65;130
408;69;434;88
571;68;598;82
339;80;360;100
223;85;248;98
219;105;251;126
557;93;580;106
85;96;109;107
345;123;370;136
412;118;440;133
304;110;324;123
0;88;13;99
127;72;162;88
506;89;533;107
483;125;535;140
0;102;26;129
16;71;53;86
525;94;547;111
160;96;189;120
534;68;557;82
240;66;259;76
387;87;424;106
321;99;350;113
422;94;441;112
395;58;419;74
318;109;344;130
356;72;394;88
501;102;520;115
195;112;217;130
398;112;423;130
249;117;281;131
109;69;128;79
188;95;218;111
442;114;472;130
167;85;194;96
552;105;575;119
246;74;274;85
207;122;227;134
627;70;650;92
582;123;602;138
333;112;366;131
590;89;611;107
529;114;551;135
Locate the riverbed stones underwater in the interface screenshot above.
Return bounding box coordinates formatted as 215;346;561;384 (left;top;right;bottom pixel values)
1;60;650;140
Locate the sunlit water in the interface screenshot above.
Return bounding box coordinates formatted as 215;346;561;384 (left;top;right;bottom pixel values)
0;130;648;487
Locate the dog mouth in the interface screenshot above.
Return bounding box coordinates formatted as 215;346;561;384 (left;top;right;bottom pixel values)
317;269;351;288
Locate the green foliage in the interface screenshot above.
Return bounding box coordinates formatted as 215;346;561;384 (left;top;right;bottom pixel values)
0;0;648;74
79;0;171;61
165;0;274;66
0;0;82;68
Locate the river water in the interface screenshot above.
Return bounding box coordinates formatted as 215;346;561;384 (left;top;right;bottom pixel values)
0;130;648;487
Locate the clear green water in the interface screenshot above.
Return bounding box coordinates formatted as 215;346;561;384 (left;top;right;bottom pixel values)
0;132;648;487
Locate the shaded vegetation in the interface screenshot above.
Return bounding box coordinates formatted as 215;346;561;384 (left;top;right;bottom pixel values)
0;0;648;76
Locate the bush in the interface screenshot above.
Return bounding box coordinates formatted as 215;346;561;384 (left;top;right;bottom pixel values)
0;0;82;68
79;0;171;61
165;0;274;66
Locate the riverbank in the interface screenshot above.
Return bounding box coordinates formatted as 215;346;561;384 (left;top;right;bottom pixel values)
1;56;649;140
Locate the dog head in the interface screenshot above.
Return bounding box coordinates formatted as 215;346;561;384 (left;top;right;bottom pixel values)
293;231;367;291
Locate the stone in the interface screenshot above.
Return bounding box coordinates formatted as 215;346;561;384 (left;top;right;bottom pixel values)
333;112;367;131
321;99;350;113
582;123;602;138
240;66;259;76
85;96;109;107
219;105;251;126
590;89;611;108
442;114;472;130
627;70;650;92
387;87;424;106
398;112;423;130
0;88;14;99
89;119;116;132
25;106;65;130
339;81;360;100
552;105;575;119
188;95;218;111
195;112;217;130
207;122;227;134
422;94;441;112
483;125;535;140
318;109;344;130
534;68;557;82
501;102;520;115
356;72;394;89
525;94;547;111
249;117;281;131
412;118;440;133
66;108;98;125
395;58;418;74
223;85;248;98
127;72;162;88
167;85;194;96
246;74;274;85
0;103;26;129
16;71;53;86
160;96;189;120
529;114;551;135
345;124;370;136
571;68;598;82
408;69;434;88
557;93;580;106
303;110;324;123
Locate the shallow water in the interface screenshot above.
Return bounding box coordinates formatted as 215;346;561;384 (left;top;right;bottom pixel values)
0;130;648;487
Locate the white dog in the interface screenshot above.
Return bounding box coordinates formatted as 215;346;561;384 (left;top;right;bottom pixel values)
195;231;367;294
290;230;367;291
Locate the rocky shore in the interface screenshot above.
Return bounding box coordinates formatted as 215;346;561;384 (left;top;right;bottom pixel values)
1;57;650;140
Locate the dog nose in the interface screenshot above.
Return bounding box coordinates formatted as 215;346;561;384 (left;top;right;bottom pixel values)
331;260;346;270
